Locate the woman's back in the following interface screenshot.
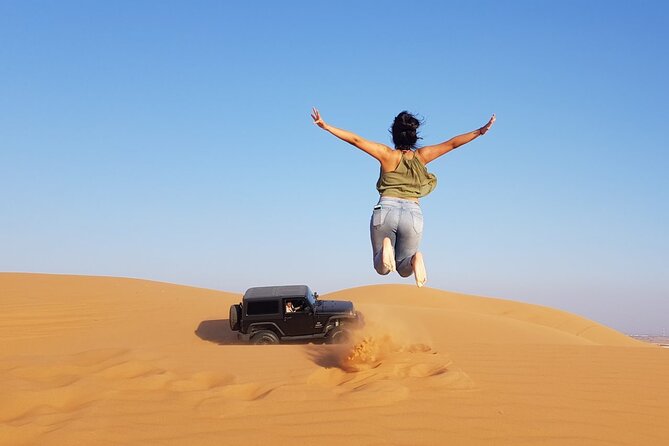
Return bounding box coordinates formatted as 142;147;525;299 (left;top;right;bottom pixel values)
376;151;437;200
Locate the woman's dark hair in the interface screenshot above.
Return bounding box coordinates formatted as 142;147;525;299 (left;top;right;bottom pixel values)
390;111;422;150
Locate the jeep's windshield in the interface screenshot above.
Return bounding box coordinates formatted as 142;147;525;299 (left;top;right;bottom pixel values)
306;290;317;306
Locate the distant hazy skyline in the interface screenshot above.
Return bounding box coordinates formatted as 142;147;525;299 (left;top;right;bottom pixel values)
1;1;667;334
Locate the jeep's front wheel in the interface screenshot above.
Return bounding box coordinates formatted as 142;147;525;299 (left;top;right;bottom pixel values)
327;327;350;344
251;330;280;345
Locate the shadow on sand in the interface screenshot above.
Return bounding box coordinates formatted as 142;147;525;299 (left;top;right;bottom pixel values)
195;319;240;345
303;343;351;369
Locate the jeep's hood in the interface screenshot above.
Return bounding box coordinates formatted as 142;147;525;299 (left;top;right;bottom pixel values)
316;300;353;314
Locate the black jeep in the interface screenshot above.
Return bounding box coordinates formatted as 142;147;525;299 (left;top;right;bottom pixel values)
229;285;362;344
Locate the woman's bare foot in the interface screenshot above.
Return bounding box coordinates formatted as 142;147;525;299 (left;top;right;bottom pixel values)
412;252;427;287
382;237;396;272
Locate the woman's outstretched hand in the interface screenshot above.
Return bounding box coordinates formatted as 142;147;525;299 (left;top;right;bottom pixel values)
311;107;326;129
479;114;496;135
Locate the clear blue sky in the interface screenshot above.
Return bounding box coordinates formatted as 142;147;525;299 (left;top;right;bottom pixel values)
1;1;667;334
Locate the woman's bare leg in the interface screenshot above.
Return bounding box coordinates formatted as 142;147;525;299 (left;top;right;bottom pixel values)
382;237;396;272
412;252;427;288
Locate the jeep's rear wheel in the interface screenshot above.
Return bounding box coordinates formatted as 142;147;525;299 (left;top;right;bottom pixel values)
229;304;241;331
251;330;280;345
327;327;350;344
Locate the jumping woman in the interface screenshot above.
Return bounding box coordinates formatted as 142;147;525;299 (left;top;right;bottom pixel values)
311;108;495;287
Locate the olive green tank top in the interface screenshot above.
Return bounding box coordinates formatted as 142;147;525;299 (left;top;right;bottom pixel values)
376;151;437;199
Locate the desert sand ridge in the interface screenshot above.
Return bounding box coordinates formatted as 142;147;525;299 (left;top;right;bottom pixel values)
327;284;644;346
1;273;668;446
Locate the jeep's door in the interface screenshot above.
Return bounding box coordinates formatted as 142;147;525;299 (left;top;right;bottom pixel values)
281;298;315;336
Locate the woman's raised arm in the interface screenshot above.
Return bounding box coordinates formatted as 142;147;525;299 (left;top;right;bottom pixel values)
417;114;495;164
311;108;393;164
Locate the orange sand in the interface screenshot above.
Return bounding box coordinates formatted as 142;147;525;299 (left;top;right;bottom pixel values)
1;273;668;445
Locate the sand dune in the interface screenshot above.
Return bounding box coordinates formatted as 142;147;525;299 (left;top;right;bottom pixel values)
1;273;668;445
